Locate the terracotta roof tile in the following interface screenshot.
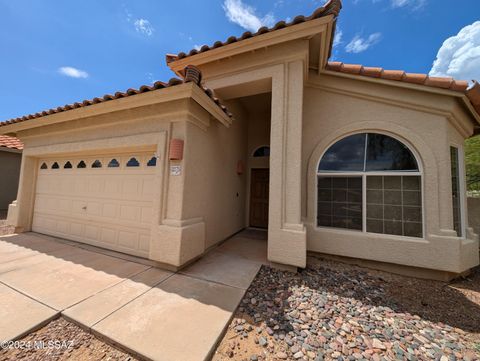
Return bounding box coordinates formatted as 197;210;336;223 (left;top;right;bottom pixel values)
424;76;454;89
0;66;232;128
382;70;406;81
467;81;480;116
360;66;383;78
340;63;362;74
325;61;480;134
403;73;428;85
450;80;470;92
0;135;23;150
166;0;342;64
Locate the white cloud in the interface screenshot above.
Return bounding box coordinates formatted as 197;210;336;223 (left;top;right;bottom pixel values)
353;0;427;10
430;21;480;82
146;72;155;84
345;33;382;53
391;0;426;10
333;28;343;48
223;0;275;32
58;66;89;79
134;18;154;36
194;44;202;51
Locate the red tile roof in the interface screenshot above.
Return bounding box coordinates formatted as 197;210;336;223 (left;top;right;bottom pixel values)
326;61;480;132
0;135;23;150
166;0;342;64
0;66;232;128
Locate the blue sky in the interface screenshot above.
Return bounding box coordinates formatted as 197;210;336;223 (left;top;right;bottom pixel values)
1;0;479;121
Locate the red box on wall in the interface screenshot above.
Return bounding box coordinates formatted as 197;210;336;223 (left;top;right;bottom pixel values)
169;139;184;160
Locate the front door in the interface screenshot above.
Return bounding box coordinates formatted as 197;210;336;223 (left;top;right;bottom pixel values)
249;168;269;228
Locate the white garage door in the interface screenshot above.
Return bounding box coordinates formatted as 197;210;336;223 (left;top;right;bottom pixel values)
32;153;158;258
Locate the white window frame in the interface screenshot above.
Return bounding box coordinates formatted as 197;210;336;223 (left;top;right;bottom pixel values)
315;132;425;239
449;144;466;239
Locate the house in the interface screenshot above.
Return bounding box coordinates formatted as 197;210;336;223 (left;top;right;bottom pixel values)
1;0;479;280
0;135;22;214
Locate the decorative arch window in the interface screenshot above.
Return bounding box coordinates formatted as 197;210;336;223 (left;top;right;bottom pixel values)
92;160;102;168
51;162;60;169
108;159;120;168
147;156;157;167
126;157;140;167
317;133;422;238
77;161;86;169
40;162;48;170
253;146;270;157
64;161;73;169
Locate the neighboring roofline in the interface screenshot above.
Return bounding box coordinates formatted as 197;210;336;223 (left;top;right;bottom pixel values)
0;135;23;150
0;146;22;154
166;0;342;75
0;67;233;134
323;62;480;136
0;81;232;135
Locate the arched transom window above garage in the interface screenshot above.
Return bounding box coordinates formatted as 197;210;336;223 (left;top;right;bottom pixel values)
317;133;423;238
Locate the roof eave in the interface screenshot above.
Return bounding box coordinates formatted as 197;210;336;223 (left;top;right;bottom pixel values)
321;69;480;135
0;146;22;154
0;82;231;135
167;15;334;76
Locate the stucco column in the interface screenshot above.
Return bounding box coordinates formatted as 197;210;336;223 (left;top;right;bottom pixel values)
12;155;37;232
149;121;206;268
268;60;307;268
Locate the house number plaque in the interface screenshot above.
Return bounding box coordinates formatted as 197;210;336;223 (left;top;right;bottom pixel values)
170;165;182;176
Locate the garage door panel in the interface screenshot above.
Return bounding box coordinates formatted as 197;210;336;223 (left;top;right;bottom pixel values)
122;179;140;195
118;231;138;249
139;234;150;252
70;222;84;237
85;225;99;241
142;179;155;197
32;153;156;258
119;205;141;222
88;178;104;193
56;220;69;235
102;204;117;218
87;202;102;216
105;179;122;194
100;228;117;245
141;208;153;224
58;199;71;212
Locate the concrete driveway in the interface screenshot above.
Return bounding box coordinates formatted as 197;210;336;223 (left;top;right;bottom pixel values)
0;231;266;361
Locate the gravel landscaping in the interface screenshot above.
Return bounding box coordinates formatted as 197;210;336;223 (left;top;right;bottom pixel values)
213;256;480;361
0;317;138;361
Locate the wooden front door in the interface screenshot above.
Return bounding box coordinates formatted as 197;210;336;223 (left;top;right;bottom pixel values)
250;168;269;228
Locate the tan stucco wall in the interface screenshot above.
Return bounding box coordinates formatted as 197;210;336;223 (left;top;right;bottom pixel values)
182;101;248;247
8;93;227;267
302;72;479;273
0;150;22;210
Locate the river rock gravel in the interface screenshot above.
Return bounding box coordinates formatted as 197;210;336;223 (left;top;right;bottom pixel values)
0;317;138;361
213;256;480;361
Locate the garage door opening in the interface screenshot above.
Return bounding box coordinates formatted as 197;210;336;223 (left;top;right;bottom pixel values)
32;153;158;258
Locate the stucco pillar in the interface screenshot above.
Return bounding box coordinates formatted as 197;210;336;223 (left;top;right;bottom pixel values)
149;121;206;267
268;60;307;268
12;155;37;232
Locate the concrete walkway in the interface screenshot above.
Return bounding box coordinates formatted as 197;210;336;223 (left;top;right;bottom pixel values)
0;230;267;361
